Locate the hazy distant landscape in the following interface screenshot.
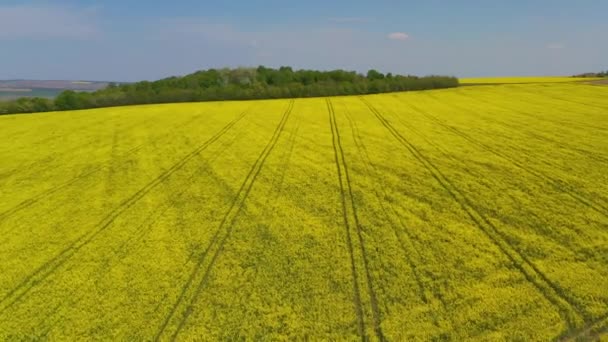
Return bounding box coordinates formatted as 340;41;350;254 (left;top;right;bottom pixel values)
0;80;110;100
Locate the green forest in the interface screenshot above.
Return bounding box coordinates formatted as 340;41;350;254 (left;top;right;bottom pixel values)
0;66;458;115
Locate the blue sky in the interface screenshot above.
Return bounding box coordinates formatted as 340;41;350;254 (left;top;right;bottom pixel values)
1;1;607;81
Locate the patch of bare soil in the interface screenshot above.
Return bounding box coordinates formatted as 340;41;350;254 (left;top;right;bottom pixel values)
587;79;608;85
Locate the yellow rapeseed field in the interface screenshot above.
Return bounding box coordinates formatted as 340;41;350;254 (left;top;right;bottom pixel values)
0;82;607;340
460;76;603;84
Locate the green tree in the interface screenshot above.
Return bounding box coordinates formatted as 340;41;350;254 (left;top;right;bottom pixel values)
367;69;385;80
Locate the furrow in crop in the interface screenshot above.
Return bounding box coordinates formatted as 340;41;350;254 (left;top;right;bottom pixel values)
343;104;426;299
516;88;608;112
559;312;608;341
0;109;213;224
0;112;128;156
0;167;104;224
328;99;366;340
273;116;300;198
34;137;246;333
342;101;452;329
422;91;608;163
403;96;608;219
489;86;608;122
154;100;294;341
360;96;586;331
387;97;601;240
232;115;300;335
0;108;208;190
454;90;607;134
328;98;385;341
412;93;608;164
0;110;250;315
107;123;246;261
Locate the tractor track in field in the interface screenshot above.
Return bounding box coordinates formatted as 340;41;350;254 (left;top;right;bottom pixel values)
385;98;602;242
559;312;608;341
488;120;608;164
413;93;608;164
518;93;608;127
273;115;300;198
327;98;385;342
45;137;246;333
0;110;216;225
233;113;300;336
154;100;295;341
342;104;427;299
0;109;208;188
0;110;250;316
386;96;581;321
95;117;252;278
328;99;366;340
360;97;587;330
401;95;608;219
0;113;126;156
455;90;608;134
516;88;608;112
453;90;604;133
422;92;608;164
342;101;456;329
32;302;63;340
495;93;608;133
500;85;608;113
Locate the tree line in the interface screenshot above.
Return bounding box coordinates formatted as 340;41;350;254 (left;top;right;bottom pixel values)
0;66;459;115
573;70;608;77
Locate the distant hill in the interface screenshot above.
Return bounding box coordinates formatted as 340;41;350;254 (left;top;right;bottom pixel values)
0;80;115;100
0;80;111;91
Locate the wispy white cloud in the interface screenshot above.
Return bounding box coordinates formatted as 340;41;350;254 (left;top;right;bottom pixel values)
388;32;409;41
151;18;407;73
546;42;566;49
327;17;374;24
0;5;100;40
154;18;250;45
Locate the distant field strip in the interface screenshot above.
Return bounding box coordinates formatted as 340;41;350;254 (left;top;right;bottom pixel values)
459;76;604;84
0;83;606;340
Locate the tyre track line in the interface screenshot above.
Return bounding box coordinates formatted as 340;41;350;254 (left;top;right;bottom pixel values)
328;98;385;341
0;109;250;315
0;109;215;224
559;312;608;341
387;97;601;241
234;113;300;337
37;134;247;333
514;87;608;112
503;85;608;117
401;95;608;218
342;101;452;329
414;93;608;164
0;108;208;189
0;112;129;156
421;91;608;162
360;96;586;330
455;90;607;134
154;100;294;341
132;121;250;259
